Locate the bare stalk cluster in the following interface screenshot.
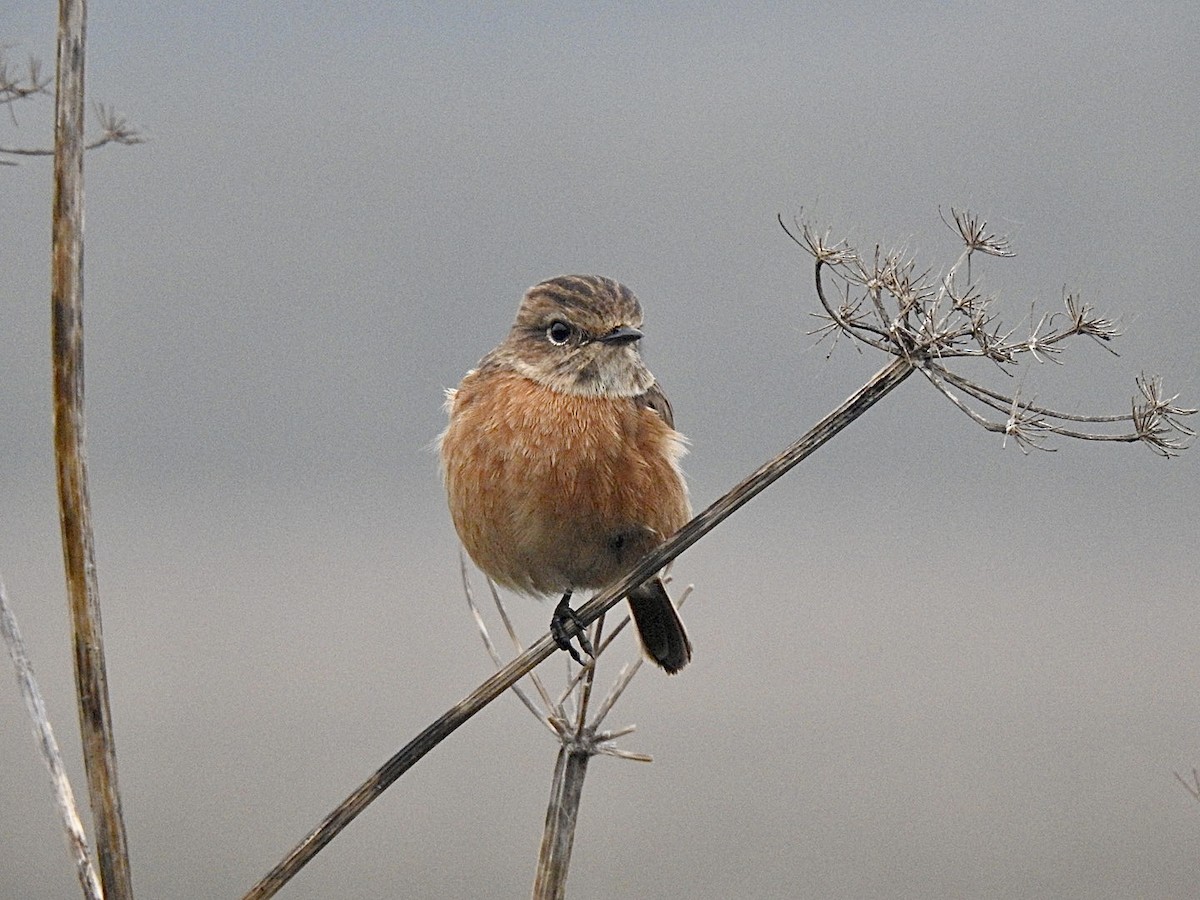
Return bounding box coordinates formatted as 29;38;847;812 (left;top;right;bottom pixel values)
784;209;1195;455
462;553;665;765
462;554;691;898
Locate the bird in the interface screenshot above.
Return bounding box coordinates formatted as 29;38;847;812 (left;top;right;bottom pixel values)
439;275;692;673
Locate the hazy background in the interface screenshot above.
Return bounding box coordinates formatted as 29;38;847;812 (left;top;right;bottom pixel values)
2;3;1198;898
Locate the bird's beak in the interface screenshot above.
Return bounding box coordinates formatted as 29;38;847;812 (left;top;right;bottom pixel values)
597;325;643;345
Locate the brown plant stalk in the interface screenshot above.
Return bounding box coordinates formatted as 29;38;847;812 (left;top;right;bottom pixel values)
52;0;135;897
533;743;591;900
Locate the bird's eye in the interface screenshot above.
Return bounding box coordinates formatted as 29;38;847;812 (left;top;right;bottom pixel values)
546;321;572;345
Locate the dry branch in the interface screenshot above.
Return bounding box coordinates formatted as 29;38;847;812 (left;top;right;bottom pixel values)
241;357;913;899
51;1;135;897
0;574;102;899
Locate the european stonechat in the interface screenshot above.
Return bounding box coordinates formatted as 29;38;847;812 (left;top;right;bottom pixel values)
439;275;692;673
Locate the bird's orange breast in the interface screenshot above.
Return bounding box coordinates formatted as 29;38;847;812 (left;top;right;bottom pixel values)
439;368;690;596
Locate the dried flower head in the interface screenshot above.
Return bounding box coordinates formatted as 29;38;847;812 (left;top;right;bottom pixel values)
781;210;1195;455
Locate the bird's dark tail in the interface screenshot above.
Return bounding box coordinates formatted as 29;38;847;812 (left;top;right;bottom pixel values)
626;577;692;674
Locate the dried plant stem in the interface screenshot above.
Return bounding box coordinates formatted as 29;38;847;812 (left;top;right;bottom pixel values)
532;746;591;900
0;575;102;900
530;613;604;898
52;1;134;898
241;357;912;900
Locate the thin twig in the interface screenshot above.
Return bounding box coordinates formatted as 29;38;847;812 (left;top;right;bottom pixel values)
0;573;102;900
485;576;561;719
1175;769;1200;802
461;555;551;732
589;585;690;733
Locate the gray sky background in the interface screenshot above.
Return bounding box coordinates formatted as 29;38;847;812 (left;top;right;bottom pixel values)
3;3;1199;898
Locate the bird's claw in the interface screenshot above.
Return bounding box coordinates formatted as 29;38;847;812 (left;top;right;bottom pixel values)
551;593;595;665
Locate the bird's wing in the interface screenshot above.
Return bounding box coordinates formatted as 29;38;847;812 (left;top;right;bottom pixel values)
637;380;675;430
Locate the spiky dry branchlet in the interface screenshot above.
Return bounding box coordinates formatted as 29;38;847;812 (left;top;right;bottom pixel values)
1;46;143;163
462;558;691;898
0;49;50;166
462;551;684;764
781;210;1196;456
1133;375;1197;457
942;207;1015;260
0;50;50;107
91;102;144;150
1064;291;1121;350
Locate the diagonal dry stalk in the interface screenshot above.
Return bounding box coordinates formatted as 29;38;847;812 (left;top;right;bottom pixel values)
1175;769;1200;802
52;1;135;897
0;574;102;900
241;356;913;900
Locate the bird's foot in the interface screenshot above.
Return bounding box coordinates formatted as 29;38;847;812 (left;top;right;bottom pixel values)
551;591;595;666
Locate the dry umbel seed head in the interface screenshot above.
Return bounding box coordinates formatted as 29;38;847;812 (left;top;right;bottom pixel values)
781;209;1196;456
